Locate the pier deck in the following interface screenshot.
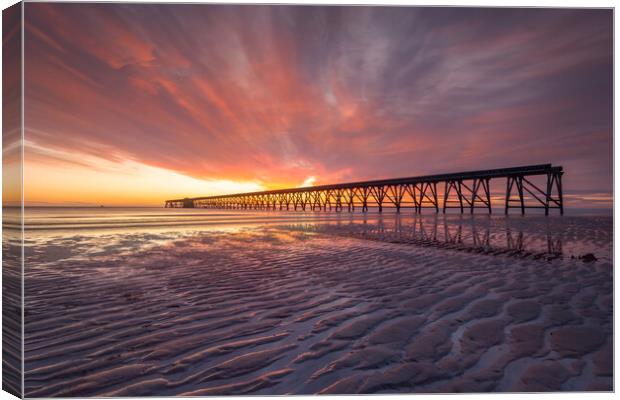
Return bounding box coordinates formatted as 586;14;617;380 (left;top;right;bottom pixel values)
165;164;564;215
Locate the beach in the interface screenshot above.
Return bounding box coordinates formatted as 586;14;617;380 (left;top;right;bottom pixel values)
8;2;613;397
19;208;613;395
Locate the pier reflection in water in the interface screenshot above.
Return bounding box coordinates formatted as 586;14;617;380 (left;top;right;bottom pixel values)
286;214;564;260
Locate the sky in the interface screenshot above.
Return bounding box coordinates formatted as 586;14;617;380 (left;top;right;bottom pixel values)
17;4;613;206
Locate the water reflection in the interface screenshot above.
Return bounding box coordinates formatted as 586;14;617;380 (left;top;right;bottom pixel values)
287;214;564;260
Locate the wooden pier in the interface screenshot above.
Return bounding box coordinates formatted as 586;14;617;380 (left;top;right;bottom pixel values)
165;164;564;215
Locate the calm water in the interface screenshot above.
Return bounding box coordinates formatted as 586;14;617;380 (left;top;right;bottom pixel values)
4;206;612;228
2;206;613;263
11;207;366;231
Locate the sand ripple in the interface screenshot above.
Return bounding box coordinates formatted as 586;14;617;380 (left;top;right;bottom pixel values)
23;216;612;395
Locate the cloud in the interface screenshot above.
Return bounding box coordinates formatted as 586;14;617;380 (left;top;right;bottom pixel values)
23;4;612;203
300;176;316;187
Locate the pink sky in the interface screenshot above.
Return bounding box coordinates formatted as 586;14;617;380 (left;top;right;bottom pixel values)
17;4;613;206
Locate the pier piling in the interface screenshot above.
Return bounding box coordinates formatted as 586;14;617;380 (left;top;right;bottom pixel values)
165;164;564;215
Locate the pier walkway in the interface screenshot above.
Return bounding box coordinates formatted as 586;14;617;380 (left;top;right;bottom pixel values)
165;164;564;215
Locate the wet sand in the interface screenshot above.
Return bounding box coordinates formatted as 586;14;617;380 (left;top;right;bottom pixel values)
22;213;612;395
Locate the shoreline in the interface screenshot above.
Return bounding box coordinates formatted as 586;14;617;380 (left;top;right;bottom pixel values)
21;215;613;395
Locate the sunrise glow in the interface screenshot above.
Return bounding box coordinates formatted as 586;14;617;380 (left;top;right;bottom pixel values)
12;4;612;206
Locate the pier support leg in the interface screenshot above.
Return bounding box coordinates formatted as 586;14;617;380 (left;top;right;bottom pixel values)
457;180;464;214
545;173;551;216
443;181;450;214
517;176;525;215
505;177;515;215
557;172;564;216
470;179;478;214
486;179;492;214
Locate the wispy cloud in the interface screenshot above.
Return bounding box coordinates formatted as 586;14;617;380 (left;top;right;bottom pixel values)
23;4;612;204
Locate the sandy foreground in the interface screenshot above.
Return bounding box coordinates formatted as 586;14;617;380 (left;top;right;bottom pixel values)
22;215;612;396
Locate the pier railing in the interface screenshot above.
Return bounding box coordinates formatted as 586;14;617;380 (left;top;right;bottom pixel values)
165;164;564;215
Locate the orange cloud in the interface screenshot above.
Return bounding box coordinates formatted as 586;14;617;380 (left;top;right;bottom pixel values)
21;4;612;206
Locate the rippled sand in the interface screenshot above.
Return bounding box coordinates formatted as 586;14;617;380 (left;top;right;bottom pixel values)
22;215;612;395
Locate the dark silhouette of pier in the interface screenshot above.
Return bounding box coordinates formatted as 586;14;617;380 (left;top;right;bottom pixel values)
165;164;564;215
